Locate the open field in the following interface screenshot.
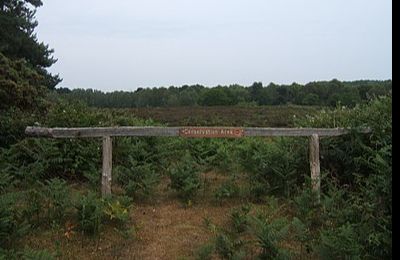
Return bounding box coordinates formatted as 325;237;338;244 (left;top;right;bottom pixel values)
109;105;320;127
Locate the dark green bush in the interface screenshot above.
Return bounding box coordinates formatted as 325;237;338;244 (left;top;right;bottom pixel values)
214;179;240;203
292;185;323;229
316;223;362;259
45;100;102;128
239;137;307;200
168;153;201;203
0;108;38;148
294;96;392;259
211;140;240;173
22;188;45;226
113;139;158;195
195;243;214;260
75;192;103;236
43;178;71;224
250;215;290;260
0;137;100;184
113;137;162;199
115;163;158;199
214;233;234;259
290;217;313;257
0;172;14;195
229;205;251;233
0;196;29;249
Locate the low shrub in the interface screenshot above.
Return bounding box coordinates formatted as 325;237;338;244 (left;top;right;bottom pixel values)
43;178;71;224
75;192;103;236
229;205;251;233
214;233;245;260
250;215;291;259
168;153;201;204
316;223;362;259
22;188;45;226
114;162;158;199
214;179;240;203
103;195;133;229
0;196;29;249
195;243;214;260
113;137;161;199
238;137;307;200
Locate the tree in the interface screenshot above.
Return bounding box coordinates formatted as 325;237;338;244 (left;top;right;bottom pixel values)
0;52;48;147
54;80;392;108
0;52;47;111
200;87;233;106
249;82;263;104
302;93;320;105
179;88;199;106
0;0;61;89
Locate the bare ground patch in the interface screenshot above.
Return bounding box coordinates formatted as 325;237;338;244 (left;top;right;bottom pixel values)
22;172;248;259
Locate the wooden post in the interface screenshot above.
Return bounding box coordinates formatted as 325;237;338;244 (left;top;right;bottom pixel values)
24;126;370;202
102;136;112;197
309;134;321;204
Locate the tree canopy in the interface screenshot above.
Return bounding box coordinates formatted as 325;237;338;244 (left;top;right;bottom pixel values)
0;0;61;89
59;80;392;108
0;0;60;146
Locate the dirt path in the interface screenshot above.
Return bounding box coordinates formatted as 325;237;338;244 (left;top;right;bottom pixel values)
121;199;236;259
23;174;245;259
118;173;243;259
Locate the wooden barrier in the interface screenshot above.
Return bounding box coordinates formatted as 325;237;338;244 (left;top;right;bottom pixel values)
25;126;360;138
310;134;321;203
101;136;112;196
25;126;370;199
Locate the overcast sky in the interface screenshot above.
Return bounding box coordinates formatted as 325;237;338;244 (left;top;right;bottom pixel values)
36;0;392;92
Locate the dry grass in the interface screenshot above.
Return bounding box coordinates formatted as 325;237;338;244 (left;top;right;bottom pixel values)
21;172;305;260
20;173;243;259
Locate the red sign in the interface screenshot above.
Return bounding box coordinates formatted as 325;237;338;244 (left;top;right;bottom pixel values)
179;127;244;138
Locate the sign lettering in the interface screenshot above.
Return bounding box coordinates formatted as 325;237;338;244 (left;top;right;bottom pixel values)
179;127;244;138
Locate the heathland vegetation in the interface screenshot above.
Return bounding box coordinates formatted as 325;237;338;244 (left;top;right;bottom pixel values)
0;1;392;259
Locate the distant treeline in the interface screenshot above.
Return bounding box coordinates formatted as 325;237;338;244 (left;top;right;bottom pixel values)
57;79;392;108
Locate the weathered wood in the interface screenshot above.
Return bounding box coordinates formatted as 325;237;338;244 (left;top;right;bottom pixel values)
25;127;53;137
102;136;112;197
309;134;321;204
25;126;371;198
25;126;180;138
25;126;370;138
244;127;352;137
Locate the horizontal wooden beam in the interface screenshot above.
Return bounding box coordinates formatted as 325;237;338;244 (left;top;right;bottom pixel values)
25;126;179;138
244;127;361;137
25;126;370;138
